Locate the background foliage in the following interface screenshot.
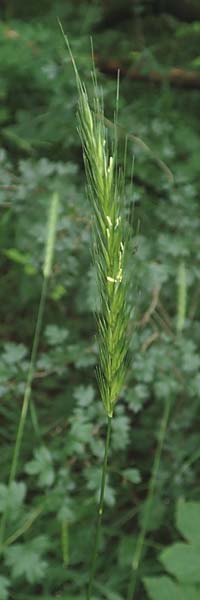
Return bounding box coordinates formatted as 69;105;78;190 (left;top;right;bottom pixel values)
0;1;200;599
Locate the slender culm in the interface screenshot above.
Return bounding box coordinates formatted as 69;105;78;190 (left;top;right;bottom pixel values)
0;192;59;551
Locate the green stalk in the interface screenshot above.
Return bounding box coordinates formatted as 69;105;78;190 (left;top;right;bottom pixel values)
0;192;59;550
0;278;47;550
3;504;43;548
127;397;172;600
176;261;187;335
87;416;112;600
12;278;48;483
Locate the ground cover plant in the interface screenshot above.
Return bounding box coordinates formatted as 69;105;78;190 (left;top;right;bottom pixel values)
0;1;200;599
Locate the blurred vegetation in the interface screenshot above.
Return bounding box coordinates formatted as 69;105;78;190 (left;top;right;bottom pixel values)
0;1;200;599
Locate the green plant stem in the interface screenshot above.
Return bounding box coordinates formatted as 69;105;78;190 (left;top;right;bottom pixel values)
4;504;44;547
127;397;172;600
87;415;112;600
0;275;49;550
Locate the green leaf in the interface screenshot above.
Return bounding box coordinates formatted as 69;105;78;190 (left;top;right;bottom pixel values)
57;501;75;523
2;343;27;365
139;496;165;533
160;543;200;584
118;535;136;567
143;576;182;600
0;576;10;600
3;248;37;275
123;468;141;484
191;56;200;68
45;324;69;346
0;481;26;521
25;447;54;487
5;536;48;583
143;576;199;600
74;384;95;407
85;466;116;507
50;283;66;300
176;499;200;547
111;414;130;450
4;248;32;266
70;410;93;444
180;587;200;600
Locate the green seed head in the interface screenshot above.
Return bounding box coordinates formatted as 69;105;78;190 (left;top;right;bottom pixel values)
77;87;132;417
59;23;133;417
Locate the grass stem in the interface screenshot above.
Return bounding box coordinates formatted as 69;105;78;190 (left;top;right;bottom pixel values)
0;276;48;549
87;415;112;600
0;192;59;550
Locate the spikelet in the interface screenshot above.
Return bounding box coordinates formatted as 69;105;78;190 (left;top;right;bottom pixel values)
77;86;131;418
58;22;132;418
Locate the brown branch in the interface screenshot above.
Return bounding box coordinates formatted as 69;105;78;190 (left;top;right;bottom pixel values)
141;331;159;352
96;57;200;90
141;285;161;327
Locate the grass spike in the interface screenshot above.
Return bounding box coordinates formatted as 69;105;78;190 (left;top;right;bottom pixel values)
59;24;134;599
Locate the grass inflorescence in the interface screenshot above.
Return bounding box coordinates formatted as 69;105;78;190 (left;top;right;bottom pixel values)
59;22;134;599
59;22;132;420
77;85;132;419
